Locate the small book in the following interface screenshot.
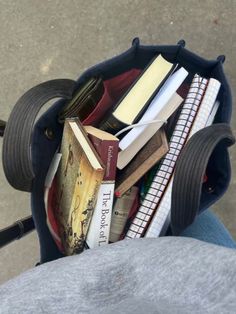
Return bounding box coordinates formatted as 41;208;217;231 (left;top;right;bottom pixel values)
115;128;168;197
55;118;105;255
117;92;183;169
58;77;104;123
109;186;139;243
99;54;175;133
84;126;119;248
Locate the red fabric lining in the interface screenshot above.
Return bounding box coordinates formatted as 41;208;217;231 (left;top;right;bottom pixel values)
82;68;141;126
82;83;113;126
46;178;64;253
105;68;141;102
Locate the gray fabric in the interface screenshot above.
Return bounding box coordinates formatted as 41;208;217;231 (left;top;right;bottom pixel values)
0;237;236;314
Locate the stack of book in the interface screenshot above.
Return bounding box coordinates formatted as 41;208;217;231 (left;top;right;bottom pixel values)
44;53;221;255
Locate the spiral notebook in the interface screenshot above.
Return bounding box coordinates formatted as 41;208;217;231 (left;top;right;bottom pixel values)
125;75;221;239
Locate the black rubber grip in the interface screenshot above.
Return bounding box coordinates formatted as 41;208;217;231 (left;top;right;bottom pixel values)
0;216;35;248
2;79;76;192
171;123;235;235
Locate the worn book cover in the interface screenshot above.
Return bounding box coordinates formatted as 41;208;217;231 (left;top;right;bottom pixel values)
84;126;119;248
55;119;104;255
115;128;168;197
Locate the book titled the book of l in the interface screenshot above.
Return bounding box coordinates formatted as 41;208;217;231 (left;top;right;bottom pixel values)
85;126;119;248
100;55;175;134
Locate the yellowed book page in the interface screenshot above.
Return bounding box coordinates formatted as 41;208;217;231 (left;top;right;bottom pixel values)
67;160;103;254
113;55;173;125
56;121;104;255
57;122;81;229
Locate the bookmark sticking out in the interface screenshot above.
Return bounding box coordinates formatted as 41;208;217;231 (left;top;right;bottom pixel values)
115;119;167;137
118;67;188;151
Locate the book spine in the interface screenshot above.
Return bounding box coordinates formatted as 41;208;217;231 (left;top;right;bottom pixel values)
86;182;115;248
109;186;139;243
99;114;128;134
88;135;119;180
86;136;119;248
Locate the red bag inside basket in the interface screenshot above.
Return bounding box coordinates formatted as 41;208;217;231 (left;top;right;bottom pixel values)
45;177;64;253
82;68;141;126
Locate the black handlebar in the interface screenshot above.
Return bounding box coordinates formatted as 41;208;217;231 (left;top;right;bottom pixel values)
0;119;6;137
1;119;35;248
0;216;35;249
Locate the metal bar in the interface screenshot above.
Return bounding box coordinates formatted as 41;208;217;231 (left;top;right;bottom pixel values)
0;119;6;137
0;215;35;248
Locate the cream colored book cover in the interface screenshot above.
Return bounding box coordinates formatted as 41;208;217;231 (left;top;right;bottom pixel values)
114;55;174;125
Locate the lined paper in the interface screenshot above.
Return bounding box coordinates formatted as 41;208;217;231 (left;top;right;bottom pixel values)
145;78;221;237
125;74;210;239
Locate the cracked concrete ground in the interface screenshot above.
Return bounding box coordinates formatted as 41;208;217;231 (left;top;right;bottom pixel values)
0;0;235;283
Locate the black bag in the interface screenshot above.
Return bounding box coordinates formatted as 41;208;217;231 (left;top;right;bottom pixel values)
1;38;235;263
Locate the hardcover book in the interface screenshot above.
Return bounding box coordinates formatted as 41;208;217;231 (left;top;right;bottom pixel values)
100;54;175;133
55;118;104;255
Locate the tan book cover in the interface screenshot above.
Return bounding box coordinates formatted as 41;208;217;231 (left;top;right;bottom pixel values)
55;119;104;255
117;92;183;169
115;128;168;197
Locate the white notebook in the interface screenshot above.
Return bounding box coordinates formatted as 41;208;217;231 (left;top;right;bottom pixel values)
125;75;221;239
145;78;221;237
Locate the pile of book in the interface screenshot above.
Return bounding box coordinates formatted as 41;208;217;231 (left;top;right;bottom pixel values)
44;54;221;255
